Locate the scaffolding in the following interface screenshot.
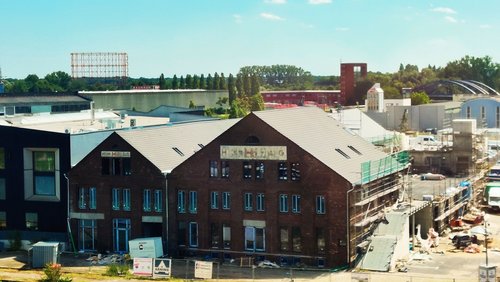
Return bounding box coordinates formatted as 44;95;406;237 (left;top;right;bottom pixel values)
70;52;129;79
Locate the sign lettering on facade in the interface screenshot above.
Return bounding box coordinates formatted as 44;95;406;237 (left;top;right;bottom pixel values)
220;145;287;160
101;151;131;158
133;258;153;276
153;258;172;278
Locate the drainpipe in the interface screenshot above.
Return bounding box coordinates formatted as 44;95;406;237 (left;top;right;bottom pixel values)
63;173;77;253
346;183;356;266
163;170;171;255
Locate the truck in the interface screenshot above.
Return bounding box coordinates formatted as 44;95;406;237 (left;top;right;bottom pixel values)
486;165;500;182
483;182;500;209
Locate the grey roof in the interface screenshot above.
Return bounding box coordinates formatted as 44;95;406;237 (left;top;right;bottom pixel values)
0;94;90;105
253;107;388;184
117;119;239;173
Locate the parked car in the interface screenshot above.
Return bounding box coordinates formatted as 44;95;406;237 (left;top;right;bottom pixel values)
420;173;445;180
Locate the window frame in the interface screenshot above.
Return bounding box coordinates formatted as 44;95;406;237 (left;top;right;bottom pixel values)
209;160;218;178
292;194;301;213
189;191;197;214
210;191;219;209
278;162;288;181
177;190;186;213
243;161;252;179
244;192;253;211
143;189;152;212
255;161;264;180
112;188;120;210
221;161;230;178
123;188;131;211
23;148;60;202
189;222;198;247
316;195;326;214
279;194;289;213
154;189;162;212
222;192;231;210
256;193;265;212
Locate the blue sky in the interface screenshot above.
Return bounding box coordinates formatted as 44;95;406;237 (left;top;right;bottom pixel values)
0;0;498;79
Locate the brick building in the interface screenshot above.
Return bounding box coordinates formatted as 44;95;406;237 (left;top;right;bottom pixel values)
261;90;341;107
68;120;237;253
340;63;367;105
167;107;406;268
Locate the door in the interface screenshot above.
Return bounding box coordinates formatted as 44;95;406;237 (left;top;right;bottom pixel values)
113;218;130;253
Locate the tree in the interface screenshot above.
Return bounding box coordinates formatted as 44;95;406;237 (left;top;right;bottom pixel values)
179;75;185;89
383;86;401;99
227;73;237;104
159;73;166;89
236;74;243;97
185;74;193;89
193;75;200;89
45;71;71;91
189;100;196;109
213;72;220;90
242;74;251;97
172;75;178;89
206;74;213;90
199;74;206;89
229;97;250;118
250;74;260;96
411;91;430;105
220;73;227;90
250;93;264;111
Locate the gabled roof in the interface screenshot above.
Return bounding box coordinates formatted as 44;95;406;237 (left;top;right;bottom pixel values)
117;119;239;173
252;107;388;183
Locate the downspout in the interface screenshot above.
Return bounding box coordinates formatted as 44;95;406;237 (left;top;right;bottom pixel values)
163;170;171;255
63;173;77;253
346;183;356;266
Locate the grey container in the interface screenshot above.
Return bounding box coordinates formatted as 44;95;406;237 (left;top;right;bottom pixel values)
30;241;60;268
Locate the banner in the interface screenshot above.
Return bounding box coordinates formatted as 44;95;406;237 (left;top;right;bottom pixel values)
153;258;172;278
133;258;153;276
194;261;213;279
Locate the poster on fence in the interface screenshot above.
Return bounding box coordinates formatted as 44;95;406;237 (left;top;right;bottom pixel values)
133;257;153;276
153;258;172;279
194;260;213;279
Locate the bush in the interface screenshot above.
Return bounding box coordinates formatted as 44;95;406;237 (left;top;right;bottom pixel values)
105;263;129;276
40;263;72;282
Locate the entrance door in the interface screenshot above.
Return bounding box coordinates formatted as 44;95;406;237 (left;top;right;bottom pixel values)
113;218;130;253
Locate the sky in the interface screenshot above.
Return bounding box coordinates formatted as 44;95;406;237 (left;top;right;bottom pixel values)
0;0;499;79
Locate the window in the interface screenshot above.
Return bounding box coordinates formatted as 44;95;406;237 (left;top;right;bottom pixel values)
143;189;151;211
89;187;96;209
291;163;300;181
79;187;87;209
33;151;56;196
189;191;197;213
112;188;120;210
243;161;252;179
0;148;4;170
26;212;38;230
245;226;265;251
79;219;97;251
221;161;230;178
244;193;253;211
102;156;131;176
280;227;289;251
178;221;187;246
292;227;302;252
223;224;231;249
211;223;220;248
0;178;5;200
256;193;265;211
189;222;198;247
278;162;288;180
279;194;288;213
222;192;231;210
209;160;218;178
123;189;131;211
316;228;325;253
177;190;186;213
0;212;6;229
211;191;219;209
154;190;162;212
172;147;185;156
292;195;301;213
24;148;60;201
316;195;326;214
255;162;264;179
335;148;350;159
348;146;362;155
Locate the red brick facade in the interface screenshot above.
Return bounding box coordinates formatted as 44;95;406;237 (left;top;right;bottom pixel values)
340;63;367;105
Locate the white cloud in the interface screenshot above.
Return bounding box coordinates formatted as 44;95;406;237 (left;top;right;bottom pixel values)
300;23;314;29
444;16;457;23
430;7;457;14
480;24;491;29
336;27;349;31
264;0;286;4
233;14;243;24
260;12;285;21
308;0;332;5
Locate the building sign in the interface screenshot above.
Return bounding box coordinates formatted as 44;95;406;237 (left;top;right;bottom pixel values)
220;146;287;160
194;261;213;279
133;258;153;276
153;258;172;278
101;151;131;158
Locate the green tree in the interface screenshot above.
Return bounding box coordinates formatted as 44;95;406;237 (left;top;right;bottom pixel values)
185;74;193;89
220;73;227;90
172;75;178;89
242;74;251;96
227;73;237;104
206;74;213;90
189;100;196;109
9;80;29;93
383;86;401;99
213;72;220;90
193;75;200;89
199;74;206;89
236;74;243;97
179;75;185;89
159;73;166;89
410;91;430;105
45;71;71;91
250;74;260;96
229;97;250;118
250;93;264;111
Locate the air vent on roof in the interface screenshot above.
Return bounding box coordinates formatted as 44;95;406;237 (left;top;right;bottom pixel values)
348;145;362;155
335;148;351;159
198;144;204;148
172;147;185;156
